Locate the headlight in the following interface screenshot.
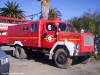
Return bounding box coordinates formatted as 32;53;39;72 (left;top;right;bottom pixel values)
0;58;9;65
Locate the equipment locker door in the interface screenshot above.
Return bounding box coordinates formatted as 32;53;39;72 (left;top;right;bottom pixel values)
30;22;39;47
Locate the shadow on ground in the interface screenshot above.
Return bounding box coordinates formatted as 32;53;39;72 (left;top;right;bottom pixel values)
4;49;90;68
4;50;56;67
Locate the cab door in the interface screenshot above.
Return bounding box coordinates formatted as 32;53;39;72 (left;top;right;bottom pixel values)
42;23;57;48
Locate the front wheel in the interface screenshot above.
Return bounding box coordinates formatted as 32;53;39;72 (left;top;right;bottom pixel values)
54;48;72;69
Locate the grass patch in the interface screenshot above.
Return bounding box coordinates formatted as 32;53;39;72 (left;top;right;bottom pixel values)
93;53;100;60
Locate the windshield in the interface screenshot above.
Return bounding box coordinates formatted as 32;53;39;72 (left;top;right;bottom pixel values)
59;23;66;31
59;23;77;32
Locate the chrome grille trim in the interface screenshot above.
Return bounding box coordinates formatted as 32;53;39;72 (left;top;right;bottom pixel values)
84;35;94;46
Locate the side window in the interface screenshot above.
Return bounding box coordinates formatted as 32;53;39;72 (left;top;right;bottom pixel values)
32;24;35;31
31;23;39;32
46;23;57;31
59;23;66;31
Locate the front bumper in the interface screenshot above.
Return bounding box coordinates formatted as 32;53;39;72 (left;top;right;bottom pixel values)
0;63;9;75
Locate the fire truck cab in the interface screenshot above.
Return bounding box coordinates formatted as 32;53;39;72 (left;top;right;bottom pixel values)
8;19;94;68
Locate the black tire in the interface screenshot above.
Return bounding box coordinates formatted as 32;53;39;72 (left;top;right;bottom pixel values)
54;48;72;69
14;46;27;59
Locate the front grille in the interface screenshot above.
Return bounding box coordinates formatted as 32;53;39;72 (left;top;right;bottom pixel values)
84;35;94;46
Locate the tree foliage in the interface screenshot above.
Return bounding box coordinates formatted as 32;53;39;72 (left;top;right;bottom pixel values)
70;11;100;35
0;1;25;18
48;8;62;20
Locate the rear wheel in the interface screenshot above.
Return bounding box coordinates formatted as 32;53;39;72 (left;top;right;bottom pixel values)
14;45;27;59
54;48;72;69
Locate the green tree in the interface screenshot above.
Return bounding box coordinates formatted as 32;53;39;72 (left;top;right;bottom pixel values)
0;1;25;18
93;12;100;35
70;11;100;35
48;8;62;20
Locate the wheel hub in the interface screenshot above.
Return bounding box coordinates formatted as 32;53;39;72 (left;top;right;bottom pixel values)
56;52;67;65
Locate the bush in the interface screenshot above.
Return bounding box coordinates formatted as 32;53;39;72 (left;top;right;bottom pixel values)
94;52;100;60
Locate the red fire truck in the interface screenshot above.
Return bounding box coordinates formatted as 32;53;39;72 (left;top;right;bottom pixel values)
8;19;94;68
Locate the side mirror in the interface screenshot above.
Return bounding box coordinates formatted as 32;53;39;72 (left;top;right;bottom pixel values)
81;29;84;33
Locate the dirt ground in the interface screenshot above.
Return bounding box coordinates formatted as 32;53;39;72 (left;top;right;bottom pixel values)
1;46;100;75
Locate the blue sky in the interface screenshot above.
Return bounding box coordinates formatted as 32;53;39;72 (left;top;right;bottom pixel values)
0;0;100;20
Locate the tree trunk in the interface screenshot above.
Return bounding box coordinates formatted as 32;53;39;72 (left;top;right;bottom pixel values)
41;0;50;19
